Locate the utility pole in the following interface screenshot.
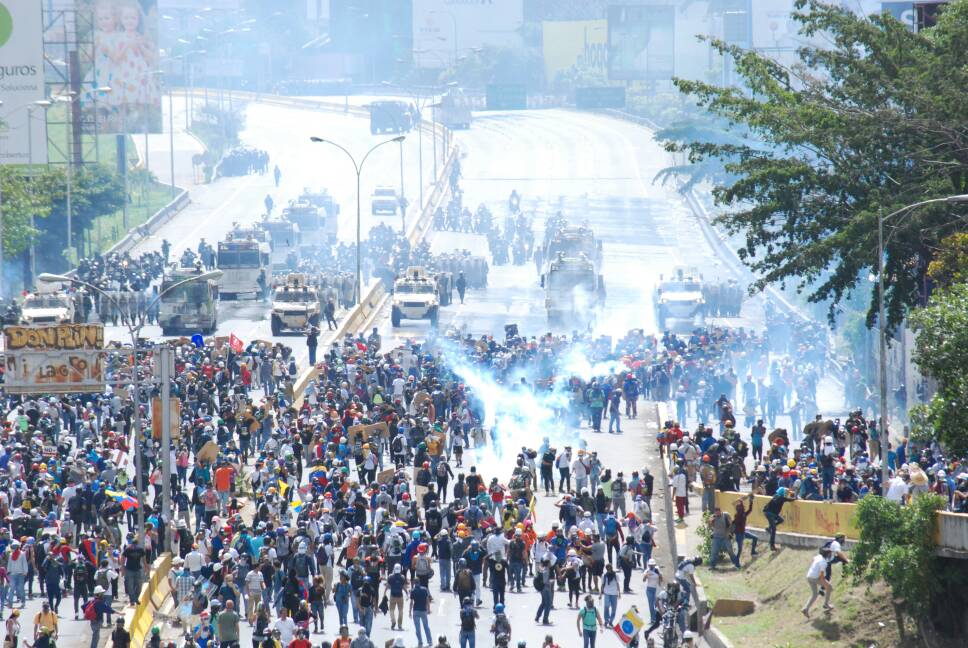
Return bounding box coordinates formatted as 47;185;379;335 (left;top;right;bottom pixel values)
399;140;405;233
159;345;173;551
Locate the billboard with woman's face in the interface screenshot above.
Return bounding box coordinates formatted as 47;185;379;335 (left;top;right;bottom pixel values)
79;0;161;133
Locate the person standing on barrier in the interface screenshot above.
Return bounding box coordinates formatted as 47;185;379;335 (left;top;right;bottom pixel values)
307;326;319;366
763;487;792;551
733;494;759;561
324;299;338;330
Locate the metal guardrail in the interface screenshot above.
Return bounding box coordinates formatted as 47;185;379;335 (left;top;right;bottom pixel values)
108;188;191;256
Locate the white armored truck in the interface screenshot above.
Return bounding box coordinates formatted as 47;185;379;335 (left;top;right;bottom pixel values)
270;274;321;335
391;267;439;328
653;266;706;331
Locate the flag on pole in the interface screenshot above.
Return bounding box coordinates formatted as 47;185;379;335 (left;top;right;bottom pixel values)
104;489;140;511
229;334;244;354
278;479;290;497
614;607;644;644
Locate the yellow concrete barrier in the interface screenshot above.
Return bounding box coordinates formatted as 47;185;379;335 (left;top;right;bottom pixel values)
713;491;860;539
129;553;173;648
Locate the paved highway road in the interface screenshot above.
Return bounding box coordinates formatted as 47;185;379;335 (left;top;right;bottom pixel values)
106;96;442;356
209;106;841;647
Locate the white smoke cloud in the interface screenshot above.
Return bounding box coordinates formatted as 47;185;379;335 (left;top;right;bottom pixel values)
428;333;630;477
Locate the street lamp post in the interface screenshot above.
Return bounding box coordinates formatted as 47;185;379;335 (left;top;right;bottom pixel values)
429;10;459;64
398;138;406;232
0;98;54;294
309;136;405;305
38;270;222;540
53;93;79;261
382;82;426;217
876;194;968;489
26;100;53;286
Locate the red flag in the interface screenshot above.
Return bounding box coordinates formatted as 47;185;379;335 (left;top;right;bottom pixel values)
229;334;243;353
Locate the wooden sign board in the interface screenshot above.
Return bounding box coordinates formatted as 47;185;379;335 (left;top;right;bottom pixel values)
197;440;219;464
412;391;430;410
376;468;395;485
151;397;182;440
346;421;388;445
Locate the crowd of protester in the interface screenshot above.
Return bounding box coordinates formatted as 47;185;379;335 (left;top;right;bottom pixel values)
0;318;722;648
4;233;963;648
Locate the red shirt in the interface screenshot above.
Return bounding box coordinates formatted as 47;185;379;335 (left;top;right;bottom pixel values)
288;640;312;648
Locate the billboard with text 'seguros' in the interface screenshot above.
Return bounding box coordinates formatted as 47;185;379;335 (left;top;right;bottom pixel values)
0;0;47;165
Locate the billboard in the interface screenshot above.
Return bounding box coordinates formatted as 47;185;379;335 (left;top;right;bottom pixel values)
413;0;523;69
0;0;47;165
542;19;607;85
158;0;241;8
3;324;105;394
607;4;675;81
78;0;162;133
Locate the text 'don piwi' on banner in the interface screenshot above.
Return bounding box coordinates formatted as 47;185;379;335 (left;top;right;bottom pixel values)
2;325;105;394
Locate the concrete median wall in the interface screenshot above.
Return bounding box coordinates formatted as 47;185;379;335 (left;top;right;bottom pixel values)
127;553;173;648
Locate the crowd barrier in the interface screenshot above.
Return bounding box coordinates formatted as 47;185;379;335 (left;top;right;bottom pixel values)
126;553;173;647
713;490;860;539
713;489;968;557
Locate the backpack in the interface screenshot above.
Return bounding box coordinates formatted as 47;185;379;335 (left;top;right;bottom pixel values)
83;599;97;621
532;572;544;591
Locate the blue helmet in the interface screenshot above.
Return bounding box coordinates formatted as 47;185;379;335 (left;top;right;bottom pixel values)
494;603;505;613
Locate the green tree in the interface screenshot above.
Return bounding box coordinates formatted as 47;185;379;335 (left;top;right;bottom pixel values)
0;167;50;256
848;494;950;639
926;232;968;289
659;0;968;328
909;282;968;455
34;165;124;266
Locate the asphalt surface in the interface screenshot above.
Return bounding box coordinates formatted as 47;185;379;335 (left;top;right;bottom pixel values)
105;95;442;358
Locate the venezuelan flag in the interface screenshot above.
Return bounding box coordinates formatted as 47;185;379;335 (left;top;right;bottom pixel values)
291;499;306;514
104;489;140;511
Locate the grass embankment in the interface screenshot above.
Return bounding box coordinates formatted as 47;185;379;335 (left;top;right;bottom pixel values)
88;180;173;253
698;547;909;648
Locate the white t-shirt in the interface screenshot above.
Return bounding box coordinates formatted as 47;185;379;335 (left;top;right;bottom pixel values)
572;459;588;479
184;550;204;573
828;540;842;555
671;472;688;498
644;566;662;589
485;534;509;557
806;554;828;580
886;477;909;503
675;560;695;581
273;617;297;646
